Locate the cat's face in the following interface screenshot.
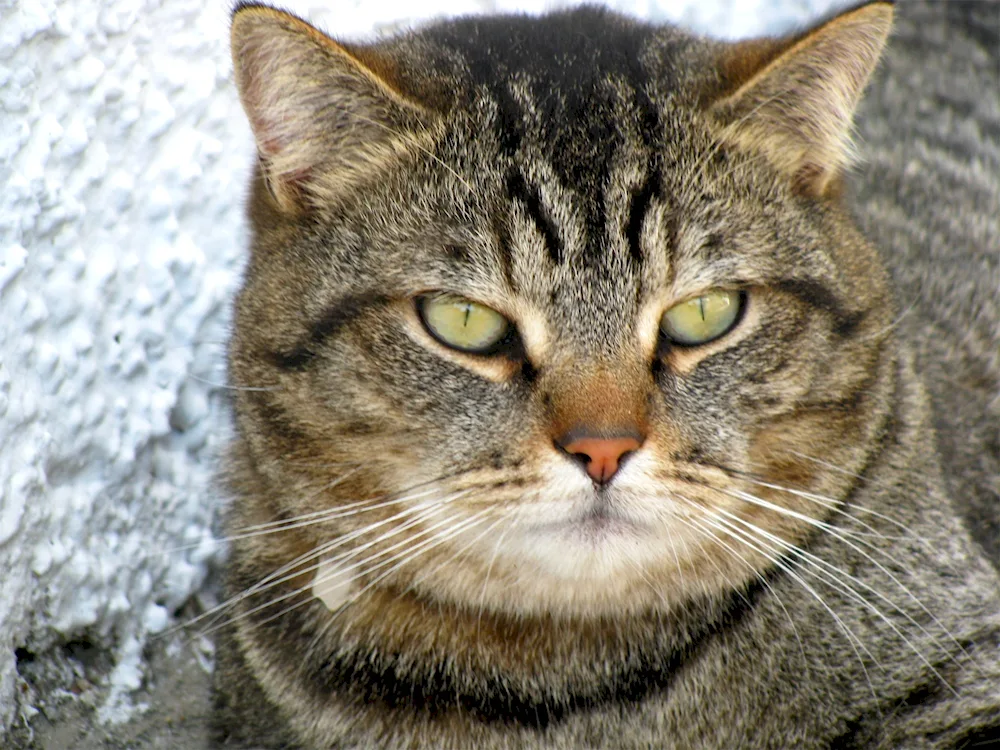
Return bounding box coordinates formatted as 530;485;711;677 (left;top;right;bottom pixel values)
229;5;896;618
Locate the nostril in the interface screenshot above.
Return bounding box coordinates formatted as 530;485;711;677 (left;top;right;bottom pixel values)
556;432;644;485
554;438;589;463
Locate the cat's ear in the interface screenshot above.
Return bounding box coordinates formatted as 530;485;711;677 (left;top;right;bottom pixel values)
709;1;893;197
231;5;433;214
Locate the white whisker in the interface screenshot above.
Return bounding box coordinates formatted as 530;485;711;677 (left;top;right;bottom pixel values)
722;484;971;659
741;474;931;545
178;491;471;637
410;514;507;591
326;506;497;621
688;506;882;706
476;518;514;632
674;501;812;669
712;505;958;697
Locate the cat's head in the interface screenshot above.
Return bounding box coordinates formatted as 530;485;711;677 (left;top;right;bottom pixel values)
228;2;896;618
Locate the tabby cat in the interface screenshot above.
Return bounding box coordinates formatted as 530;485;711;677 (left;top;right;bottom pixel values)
215;1;1000;747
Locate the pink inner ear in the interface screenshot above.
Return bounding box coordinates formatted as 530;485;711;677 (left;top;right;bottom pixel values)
234;24;304;158
232;9;434;212
235;32;317;205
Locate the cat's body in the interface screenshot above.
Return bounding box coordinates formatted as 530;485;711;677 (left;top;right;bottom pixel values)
216;2;1000;748
852;4;1000;569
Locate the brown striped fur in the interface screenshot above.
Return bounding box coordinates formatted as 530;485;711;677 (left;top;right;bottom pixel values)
216;2;1000;747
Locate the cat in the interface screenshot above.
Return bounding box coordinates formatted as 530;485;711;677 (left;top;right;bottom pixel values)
214;1;1000;747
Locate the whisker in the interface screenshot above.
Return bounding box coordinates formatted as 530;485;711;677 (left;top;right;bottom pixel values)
692;461;921;546
236;498;485;633
476;518;514;632
319;509;496;618
713;506;959;697
189;507;442;640
727;484;973;665
171;504;429;638
741;472;932;545
688;506;882;706
345;505;495;589
182;470;497;635
409;514;506;591
329;499;477;583
222;484;433;541
661;506;692;601
667;511;755;610
676;508;813;672
186;373;281;392
723;482;970;656
213;467;478;543
624;557;672;609
175;491;471;637
167;471;369;554
723;484;908;549
856;296;918;342
305;508;497;634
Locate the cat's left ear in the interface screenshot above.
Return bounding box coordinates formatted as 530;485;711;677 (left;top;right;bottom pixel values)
708;1;893;197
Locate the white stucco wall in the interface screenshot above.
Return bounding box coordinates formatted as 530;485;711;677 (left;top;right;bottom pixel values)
0;0;837;733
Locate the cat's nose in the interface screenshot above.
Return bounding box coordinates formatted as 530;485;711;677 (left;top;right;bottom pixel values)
558;433;643;485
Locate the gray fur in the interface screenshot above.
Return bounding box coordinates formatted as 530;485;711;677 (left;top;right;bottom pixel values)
217;2;1000;748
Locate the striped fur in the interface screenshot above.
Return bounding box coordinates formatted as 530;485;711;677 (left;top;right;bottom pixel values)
217;2;1000;747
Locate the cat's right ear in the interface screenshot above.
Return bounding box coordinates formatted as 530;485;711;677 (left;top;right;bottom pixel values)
231;4;433;214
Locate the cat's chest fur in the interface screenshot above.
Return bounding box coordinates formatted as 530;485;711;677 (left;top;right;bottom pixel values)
215;2;1000;748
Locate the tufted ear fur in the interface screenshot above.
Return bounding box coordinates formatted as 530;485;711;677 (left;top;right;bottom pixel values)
710;1;893;197
231;3;434;214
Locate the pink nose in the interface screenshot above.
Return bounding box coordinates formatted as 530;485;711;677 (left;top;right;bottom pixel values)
560;435;642;484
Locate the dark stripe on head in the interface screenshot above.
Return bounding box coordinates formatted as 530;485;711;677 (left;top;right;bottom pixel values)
271;345;317;371
491;213;518;293
625;165;661;267
506;170;564;265
492;83;525;157
443;244;471;263
775;279;865;338
632;83;660;143
271;293;389;370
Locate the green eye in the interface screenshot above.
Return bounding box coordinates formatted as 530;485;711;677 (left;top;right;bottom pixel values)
660;290;744;346
417;294;511;354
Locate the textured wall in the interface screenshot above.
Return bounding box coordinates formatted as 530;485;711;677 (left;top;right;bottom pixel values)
0;0;249;726
0;0;836;733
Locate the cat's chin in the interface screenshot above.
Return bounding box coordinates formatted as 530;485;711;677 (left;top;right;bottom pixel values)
414;501;731;618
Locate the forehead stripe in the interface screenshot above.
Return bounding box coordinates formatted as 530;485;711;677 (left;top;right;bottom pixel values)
625;163;662;268
505;169;565;265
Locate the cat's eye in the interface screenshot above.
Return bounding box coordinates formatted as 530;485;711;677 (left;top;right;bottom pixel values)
417;293;512;354
660;289;744;347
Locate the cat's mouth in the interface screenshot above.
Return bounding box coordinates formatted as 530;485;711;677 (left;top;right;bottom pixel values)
569;508;642;538
529;501;646;540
